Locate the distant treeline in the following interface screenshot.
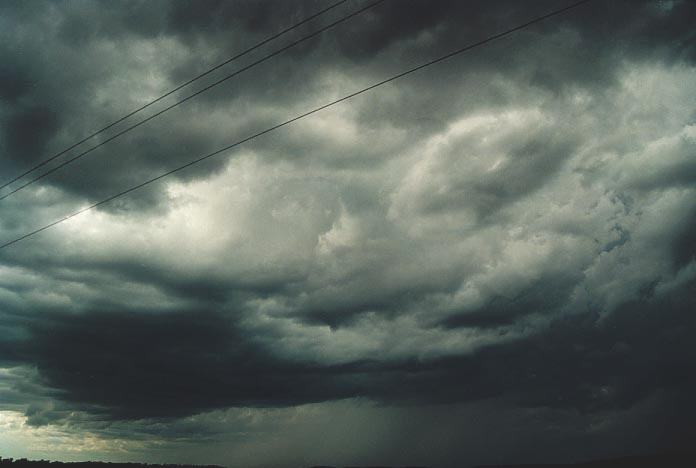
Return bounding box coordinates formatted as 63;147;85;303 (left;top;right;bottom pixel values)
0;459;223;468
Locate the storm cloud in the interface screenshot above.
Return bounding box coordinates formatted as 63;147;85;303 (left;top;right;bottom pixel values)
1;0;696;467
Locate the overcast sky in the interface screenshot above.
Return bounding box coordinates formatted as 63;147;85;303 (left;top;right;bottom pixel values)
1;0;695;467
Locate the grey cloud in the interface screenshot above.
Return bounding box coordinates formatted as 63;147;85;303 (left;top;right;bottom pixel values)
1;0;693;207
441;268;582;328
1;1;696;465
672;207;696;270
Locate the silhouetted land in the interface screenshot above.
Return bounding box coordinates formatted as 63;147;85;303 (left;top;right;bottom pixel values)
0;459;223;468
474;452;694;468
2;453;692;468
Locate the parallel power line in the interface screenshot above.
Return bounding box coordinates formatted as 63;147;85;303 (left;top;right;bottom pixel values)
0;0;378;199
0;0;594;251
0;0;349;192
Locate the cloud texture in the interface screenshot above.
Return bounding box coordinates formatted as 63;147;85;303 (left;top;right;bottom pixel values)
1;0;696;466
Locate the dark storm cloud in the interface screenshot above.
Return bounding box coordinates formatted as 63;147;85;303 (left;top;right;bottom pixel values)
14;308;363;419
1;0;696;464
3;275;693;422
1;0;694;207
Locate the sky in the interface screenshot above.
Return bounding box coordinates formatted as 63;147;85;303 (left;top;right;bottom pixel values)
0;0;695;467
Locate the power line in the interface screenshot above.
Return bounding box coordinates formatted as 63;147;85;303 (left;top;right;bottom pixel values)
3;1;389;204
0;0;594;251
0;0;350;193
0;0;385;202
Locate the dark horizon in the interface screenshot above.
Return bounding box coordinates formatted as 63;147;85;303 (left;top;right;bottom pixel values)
1;451;695;468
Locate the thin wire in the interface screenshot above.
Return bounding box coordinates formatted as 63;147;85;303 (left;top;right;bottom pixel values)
0;0;385;202
0;0;350;192
0;0;595;251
